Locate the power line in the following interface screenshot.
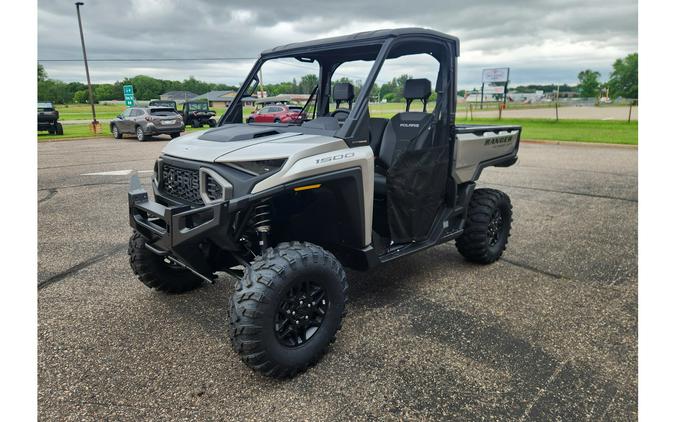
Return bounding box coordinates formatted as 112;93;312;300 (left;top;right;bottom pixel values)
37;57;257;62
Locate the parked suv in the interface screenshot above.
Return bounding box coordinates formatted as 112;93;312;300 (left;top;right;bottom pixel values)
247;104;306;123
37;102;63;135
110;107;184;141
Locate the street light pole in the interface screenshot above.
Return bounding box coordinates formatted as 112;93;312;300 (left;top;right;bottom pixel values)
75;2;97;126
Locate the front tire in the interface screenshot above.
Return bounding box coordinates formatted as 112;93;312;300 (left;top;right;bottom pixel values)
456;188;512;264
55;123;64;135
128;232;203;293
229;242;347;378
192;120;202;128
170;132;180;139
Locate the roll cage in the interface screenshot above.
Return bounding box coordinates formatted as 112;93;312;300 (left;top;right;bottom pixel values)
220;28;459;146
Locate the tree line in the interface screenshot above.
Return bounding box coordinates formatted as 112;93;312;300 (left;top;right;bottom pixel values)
37;52;637;104
576;53;638;99
37;66;238;104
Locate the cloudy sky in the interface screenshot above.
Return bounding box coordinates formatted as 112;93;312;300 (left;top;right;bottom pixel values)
38;0;637;89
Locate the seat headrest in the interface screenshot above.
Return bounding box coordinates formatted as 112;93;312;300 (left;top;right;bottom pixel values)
403;79;432;100
333;83;355;101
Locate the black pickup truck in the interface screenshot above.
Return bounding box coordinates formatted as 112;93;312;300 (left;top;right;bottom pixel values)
37;102;63;135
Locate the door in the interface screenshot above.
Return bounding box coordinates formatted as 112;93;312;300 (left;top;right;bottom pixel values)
129;109;145;131
119;108;133;132
257;107;273;122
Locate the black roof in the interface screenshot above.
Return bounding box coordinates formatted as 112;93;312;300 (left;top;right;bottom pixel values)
261;27;459;58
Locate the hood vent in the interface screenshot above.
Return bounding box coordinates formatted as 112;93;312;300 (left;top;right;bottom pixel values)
198;124;281;143
253;130;280;139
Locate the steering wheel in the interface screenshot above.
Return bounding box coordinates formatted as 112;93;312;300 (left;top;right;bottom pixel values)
330;109;351;121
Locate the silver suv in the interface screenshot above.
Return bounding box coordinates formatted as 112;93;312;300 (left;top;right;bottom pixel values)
111;107;184;141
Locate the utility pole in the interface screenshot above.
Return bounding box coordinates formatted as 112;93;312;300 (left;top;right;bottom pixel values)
75;2;98;130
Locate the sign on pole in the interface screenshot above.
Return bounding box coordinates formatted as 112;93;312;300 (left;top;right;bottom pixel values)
123;84;136;107
482;68;510;83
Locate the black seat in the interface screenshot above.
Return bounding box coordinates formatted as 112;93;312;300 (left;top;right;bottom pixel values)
369;117;388;156
331;82;354;122
374;78;434;196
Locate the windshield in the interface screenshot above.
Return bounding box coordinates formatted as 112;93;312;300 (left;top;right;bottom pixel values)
150;108;177;116
230;57;320;125
188;102;208;110
150;101;175;108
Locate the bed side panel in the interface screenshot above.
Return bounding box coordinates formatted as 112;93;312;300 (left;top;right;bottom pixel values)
453;129;520;183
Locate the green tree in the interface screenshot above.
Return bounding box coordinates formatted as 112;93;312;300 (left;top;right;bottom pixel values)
577;70;601;98
38;80;73;103
379;74;412;102
73;90;89;104
298;74;319;94
94;84;117;101
607;53;638;99
38;64;47;82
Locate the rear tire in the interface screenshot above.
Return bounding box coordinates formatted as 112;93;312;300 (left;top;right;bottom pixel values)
136;126;146;141
170;132;180;139
192;120;202;128
247;117;254;124
274;118;281;124
55;123;64;135
112;124;122;139
207;119;216;127
456;188;512;264
229;242;347;378
127;231;203;293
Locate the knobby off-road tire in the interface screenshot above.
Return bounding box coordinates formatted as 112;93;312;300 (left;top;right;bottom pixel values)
128;231;203;293
192;120;202;129
229;242;348;378
170;132;181;139
55;123;64;135
456;188;512;264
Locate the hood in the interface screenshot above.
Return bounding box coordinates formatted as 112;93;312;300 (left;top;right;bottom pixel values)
162;124;303;162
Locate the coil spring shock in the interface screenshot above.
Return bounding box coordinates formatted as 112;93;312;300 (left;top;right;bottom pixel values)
252;203;271;250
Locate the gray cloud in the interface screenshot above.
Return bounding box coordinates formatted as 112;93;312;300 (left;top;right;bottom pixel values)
38;0;637;88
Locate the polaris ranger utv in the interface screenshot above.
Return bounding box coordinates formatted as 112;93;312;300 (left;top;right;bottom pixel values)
128;28;520;378
180;101;217;128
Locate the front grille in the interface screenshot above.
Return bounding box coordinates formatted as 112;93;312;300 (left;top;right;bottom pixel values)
204;173;223;201
160;164;203;205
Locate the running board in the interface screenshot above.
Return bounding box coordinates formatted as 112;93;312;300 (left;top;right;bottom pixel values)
378;207;464;264
378;229;463;263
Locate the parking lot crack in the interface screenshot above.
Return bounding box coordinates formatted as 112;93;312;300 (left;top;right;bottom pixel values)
518;358;573;421
38;244;127;290
501;257;566;280
39;181;129;191
485;182;637;203
39;188;58;204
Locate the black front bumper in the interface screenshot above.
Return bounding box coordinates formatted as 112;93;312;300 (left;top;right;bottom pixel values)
128;175;230;253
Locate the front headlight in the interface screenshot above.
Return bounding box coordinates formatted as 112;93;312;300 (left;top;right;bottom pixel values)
227;159;286;176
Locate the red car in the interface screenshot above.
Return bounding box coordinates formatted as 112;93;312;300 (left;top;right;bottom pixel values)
247;104;306;124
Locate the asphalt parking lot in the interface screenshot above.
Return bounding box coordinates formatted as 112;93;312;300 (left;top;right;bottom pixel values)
38;135;638;420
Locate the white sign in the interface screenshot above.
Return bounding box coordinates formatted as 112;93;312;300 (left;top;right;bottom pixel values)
482;68;510;83
483;85;505;94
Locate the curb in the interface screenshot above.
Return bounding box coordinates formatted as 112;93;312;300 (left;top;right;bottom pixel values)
521;139;638;148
